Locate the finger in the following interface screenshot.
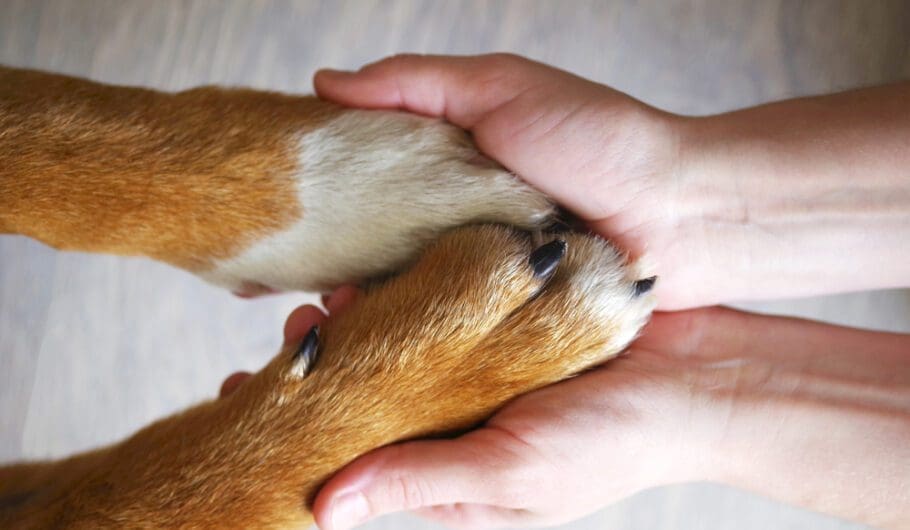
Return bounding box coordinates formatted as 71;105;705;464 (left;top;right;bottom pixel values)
324;285;360;315
415;503;543;530
630;307;745;357
219;371;252;398
316;54;624;226
283;304;327;345
314;53;566;129
312;429;530;530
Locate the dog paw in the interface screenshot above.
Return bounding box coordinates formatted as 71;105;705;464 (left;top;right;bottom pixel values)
20;225;652;528
303;224;656;431
240;225;655;511
201;107;554;293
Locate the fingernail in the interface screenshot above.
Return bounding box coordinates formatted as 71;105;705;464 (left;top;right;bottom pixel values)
330;491;369;530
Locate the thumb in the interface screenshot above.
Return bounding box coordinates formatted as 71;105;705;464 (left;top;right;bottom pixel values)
313;53;562;129
313;429;526;530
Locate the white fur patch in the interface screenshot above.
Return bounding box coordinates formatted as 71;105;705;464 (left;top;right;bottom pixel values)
202;110;552;292
563;235;657;354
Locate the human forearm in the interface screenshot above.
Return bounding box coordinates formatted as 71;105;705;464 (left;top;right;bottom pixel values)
682;312;910;528
677;83;910;303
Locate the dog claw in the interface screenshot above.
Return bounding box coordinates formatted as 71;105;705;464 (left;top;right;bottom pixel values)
633;276;657;296
291;326;319;378
529;239;567;279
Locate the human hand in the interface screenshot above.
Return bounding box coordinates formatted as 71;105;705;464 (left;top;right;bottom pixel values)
308;305;910;530
315;54;910;308
222;289;702;528
221;289;910;529
315;54;700;309
308;309;702;529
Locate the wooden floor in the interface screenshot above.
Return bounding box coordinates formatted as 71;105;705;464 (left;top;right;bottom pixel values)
1;1;909;529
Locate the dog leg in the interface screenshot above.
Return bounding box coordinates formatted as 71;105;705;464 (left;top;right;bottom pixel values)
0;66;552;293
0;225;653;529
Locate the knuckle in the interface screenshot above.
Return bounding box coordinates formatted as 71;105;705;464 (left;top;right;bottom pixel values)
374;447;427;497
381;52;425;71
478;430;551;506
382;473;428;510
357;53;409;76
482;52;526;70
361;446;434;511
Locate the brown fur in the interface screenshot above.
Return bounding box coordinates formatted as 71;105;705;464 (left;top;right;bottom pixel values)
0;227;647;529
0;65;339;271
0;67;654;528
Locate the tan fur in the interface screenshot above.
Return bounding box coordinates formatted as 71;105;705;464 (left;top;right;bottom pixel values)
0;68;655;529
0;66;553;289
0;65;335;270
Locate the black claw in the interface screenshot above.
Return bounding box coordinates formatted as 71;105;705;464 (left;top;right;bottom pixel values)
291;325;319;377
529;239;567;279
633;276;657;296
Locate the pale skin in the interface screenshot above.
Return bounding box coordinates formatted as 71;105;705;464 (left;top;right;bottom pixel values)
222;55;910;529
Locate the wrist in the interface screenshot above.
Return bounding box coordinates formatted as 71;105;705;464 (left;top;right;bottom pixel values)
662;312;910;527
702;380;910;529
670;88;910;304
605;361;721;490
633;113;753;308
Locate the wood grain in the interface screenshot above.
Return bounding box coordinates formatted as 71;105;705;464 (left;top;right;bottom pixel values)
1;1;908;529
